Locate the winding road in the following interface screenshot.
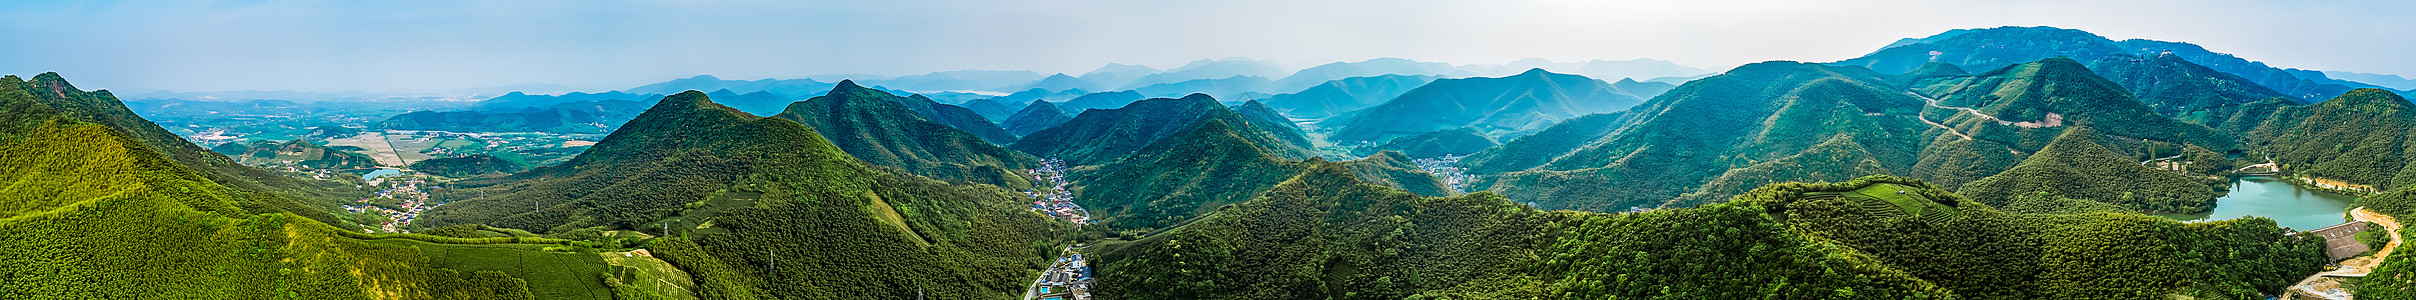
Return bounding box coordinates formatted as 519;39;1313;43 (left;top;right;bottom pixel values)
2286;207;2402;299
1906;92;1975;141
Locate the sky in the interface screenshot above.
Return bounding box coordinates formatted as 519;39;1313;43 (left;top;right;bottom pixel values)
2;0;2409;93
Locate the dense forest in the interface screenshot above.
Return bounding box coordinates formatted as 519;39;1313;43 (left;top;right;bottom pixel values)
770;81;1039;188
419;91;1074;298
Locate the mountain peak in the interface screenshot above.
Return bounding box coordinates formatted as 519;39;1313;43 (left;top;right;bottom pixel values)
1179;93;1218;103
1518;68;1553;76
687;74;720;80
2326;88;2415;109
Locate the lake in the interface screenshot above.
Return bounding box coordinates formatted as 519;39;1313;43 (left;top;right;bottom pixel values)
2160;176;2359;230
361;168;402;181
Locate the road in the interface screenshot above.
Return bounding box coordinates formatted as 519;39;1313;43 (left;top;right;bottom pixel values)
2284;207;2402;299
1905;92;1976;141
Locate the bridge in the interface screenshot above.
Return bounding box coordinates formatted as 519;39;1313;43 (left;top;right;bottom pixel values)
2296;221;2373;262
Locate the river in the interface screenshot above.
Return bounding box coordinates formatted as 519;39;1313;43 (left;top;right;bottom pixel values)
2159;176;2360;230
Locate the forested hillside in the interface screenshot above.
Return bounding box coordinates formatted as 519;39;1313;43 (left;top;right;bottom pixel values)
1332;69;1647;143
1466;58;2243;212
1096;166;1956;300
420;90;1074;299
0;73;616;300
1010;94;1312;165
772;81;1039;188
2243;89;2416;191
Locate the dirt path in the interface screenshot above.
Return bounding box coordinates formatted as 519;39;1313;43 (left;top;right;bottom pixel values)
2285;207;2401;299
2336;207;2402;276
1905;92;1974;140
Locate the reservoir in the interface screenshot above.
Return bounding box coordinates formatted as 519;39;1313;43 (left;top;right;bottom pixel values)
362;168;403;181
2160;176;2359;230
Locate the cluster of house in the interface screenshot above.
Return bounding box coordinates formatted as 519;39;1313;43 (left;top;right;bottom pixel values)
341;179;444;233
1036;253;1092;300
1414;155;1476;193
1026;157;1092;225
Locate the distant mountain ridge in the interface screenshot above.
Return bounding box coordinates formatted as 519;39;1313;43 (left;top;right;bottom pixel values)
1331;68;1649;143
1834;26;2385;102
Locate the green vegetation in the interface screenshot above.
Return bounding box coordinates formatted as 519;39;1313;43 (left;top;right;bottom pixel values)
1002;99;1072;136
1332;69;1648;143
2245;89;2416;191
1756;176;2327;299
1097;166;1956;299
1010;94;1311;166
1467;61;1934;211
1362;127;1496;158
211;138;383;170
1956;127;2221;213
1073;119;1313;231
1338;151;1454;197
379;100;650;134
0;73;624;300
5;73;361;227
411;154;530;178
423;90;1074;299
2087;53;2295;129
771;81;1039;187
1259;74;1436;118
887;92;1019;145
1471;58;2240;213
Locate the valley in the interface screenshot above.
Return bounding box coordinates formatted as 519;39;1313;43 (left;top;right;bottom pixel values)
12;4;2416;298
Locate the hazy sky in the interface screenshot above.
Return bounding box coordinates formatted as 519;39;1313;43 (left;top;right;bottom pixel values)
3;0;2408;93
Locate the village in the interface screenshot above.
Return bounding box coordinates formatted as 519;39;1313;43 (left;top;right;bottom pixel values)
342;178;444;233
1023;157;1093;300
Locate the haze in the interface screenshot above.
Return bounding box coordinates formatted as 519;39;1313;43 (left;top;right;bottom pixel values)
3;0;2406;93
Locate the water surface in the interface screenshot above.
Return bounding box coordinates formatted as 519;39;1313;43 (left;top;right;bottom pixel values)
2159;176;2358;230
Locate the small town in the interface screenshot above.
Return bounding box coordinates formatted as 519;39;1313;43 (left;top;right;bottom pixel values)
343;178;444;233
1023;157;1093;300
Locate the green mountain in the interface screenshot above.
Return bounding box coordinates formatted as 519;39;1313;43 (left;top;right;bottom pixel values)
885;91;1018;144
1467;58;2233;212
1363;127;1495;158
1271;58;1467;92
1059;90;1145;112
1021;73;1102;91
210;138;383;170
771;81;1039;187
1331;69;1648;143
1754;176;2325;299
1095;166;1954;299
409;154;529;178
1001;100;1072;137
0;73;640;299
1338;150;1454;197
1071;119;1314;231
960;97;1019;122
1955;127;2221;213
5;73;354;224
1666;134;1892;207
419;90;1073;299
1009;94;1313;166
1131;75;1275;99
2243;88;2416;191
626;75;835;97
1465;61;1938;211
1232;99;1313;148
704;89;800;116
1836;26;2374;102
1259;74;1436;118
2087;53;2292;128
